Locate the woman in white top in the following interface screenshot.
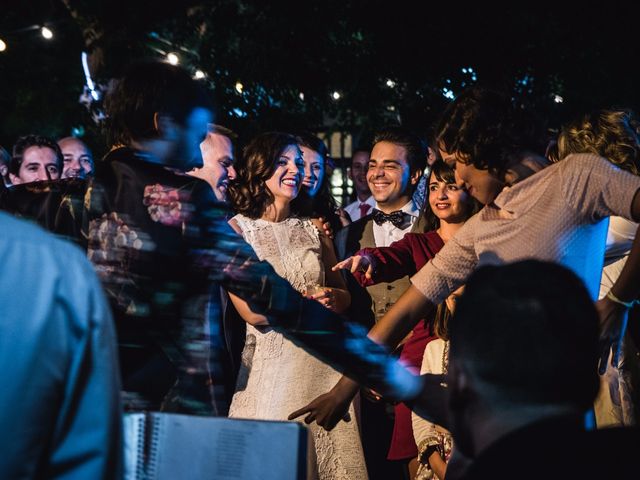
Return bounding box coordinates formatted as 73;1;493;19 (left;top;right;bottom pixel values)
412;291;461;480
226;132;367;480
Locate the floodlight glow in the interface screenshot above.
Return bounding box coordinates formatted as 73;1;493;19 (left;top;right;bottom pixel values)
167;53;179;65
235;82;244;93
41;27;53;39
194;70;205;79
0;39;6;52
331;91;341;100
299;92;305;100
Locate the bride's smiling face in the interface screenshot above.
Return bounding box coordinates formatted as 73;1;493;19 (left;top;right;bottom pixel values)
265;144;305;202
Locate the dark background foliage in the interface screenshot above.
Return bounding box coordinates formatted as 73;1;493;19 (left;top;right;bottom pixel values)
1;1;639;155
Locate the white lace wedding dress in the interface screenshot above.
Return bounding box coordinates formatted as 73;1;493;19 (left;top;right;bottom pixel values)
229;215;367;480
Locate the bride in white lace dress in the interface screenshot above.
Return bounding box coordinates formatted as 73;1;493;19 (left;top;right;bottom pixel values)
226;133;367;480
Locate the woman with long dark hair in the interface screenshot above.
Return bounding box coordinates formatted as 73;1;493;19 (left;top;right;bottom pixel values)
292;133;350;233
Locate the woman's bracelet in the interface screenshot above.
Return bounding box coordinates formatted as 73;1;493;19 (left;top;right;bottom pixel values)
606;290;639;309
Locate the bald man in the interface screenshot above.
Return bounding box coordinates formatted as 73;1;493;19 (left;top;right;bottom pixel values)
58;137;94;179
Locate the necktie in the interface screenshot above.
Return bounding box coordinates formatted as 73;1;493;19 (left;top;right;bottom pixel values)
371;209;408;228
359;203;372;219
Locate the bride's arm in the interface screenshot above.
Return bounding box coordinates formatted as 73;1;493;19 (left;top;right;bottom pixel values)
225;217;270;325
227;291;270;326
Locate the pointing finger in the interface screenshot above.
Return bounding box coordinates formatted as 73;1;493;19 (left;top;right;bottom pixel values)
288;406;312;420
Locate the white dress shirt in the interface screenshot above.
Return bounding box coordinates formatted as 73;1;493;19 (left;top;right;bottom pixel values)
344;195;376;222
372;199;421;247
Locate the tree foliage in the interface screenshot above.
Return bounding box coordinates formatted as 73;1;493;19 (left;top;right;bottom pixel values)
2;1;639;153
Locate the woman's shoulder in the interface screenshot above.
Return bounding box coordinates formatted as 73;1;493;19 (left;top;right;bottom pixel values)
405;230;444;245
230;213;258;234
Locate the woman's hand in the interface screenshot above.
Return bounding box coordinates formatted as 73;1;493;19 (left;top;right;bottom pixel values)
336;208;351;227
308;287;350;313
332;254;373;280
316;216;334;239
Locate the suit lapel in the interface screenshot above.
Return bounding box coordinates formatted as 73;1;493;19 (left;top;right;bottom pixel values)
359;219;375;249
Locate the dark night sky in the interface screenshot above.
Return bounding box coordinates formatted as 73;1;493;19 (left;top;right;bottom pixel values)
1;1;639;148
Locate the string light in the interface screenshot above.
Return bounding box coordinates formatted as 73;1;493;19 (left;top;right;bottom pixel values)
166;52;179;65
442;87;455;100
194;70;205;79
385;79;396;88
235;81;244;94
331;91;341;100
41;26;53;40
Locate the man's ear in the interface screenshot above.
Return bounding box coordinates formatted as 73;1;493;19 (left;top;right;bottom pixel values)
153;112;178;141
9;173;21;185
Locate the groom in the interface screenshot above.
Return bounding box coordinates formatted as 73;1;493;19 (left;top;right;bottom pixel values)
334;126;429;479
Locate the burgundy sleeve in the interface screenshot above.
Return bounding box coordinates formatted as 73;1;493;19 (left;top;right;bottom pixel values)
353;234;421;286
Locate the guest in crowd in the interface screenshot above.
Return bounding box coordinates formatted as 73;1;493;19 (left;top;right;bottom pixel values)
324;126;428;479
411;288;459;480
83;60;423;421
0;135;85;242
556;108;640;427
292;132;350;233
343;147;375;222
0;146;10;186
448;260;639;479
0;212;122;479
58;136;94;179
9;134;62;184
188;124;237;202
295;87;640;440
227;132;367;479
333;160;478;478
84;60;227;414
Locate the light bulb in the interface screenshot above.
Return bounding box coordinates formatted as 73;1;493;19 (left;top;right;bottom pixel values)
166;53;179;65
